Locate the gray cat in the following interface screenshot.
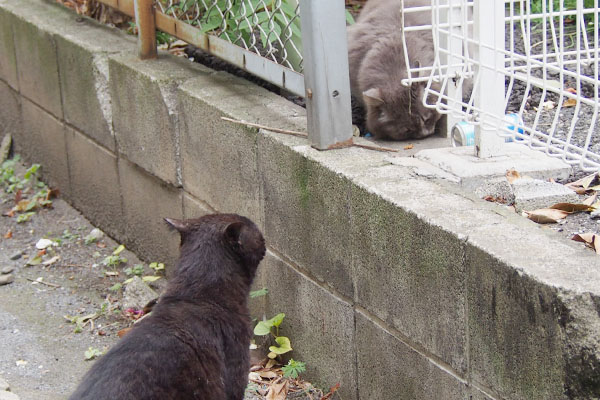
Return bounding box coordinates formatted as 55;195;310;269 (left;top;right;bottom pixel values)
347;0;443;140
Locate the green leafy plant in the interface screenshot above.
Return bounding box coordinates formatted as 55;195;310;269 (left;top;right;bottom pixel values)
281;359;306;379
124;264;144;276
149;262;165;274
84;347;103;360
102;245;128;268
254;313;294;359
250;288;268;298
16;212;35;223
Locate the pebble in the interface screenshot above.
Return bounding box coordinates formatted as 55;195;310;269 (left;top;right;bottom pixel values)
591;209;600;220
9;252;21;261
0;391;20;400
0;274;14;286
1;266;14;275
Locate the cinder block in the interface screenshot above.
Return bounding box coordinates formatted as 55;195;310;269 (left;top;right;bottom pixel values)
261;252;357;399
466;244;569;400
182;191;214;220
0;80;20;139
356;311;467;400
20;98;70;197
350;185;467;373
11;13;62;118
257;133;354;299
178;73;267;229
0;6;17;88
110;53;207;185
65;126;123;238
118;157;183;273
55;21;136;151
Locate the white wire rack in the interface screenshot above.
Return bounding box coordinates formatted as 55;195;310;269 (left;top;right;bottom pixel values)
155;0;304;72
401;0;600;171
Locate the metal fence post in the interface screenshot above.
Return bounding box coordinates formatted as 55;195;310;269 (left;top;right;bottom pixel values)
134;0;157;60
474;0;505;157
299;0;353;150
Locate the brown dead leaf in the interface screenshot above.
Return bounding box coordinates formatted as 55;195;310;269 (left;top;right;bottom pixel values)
583;193;598;206
14;189;22;204
524;208;569;223
566;87;577;94
549;203;592;213
506;168;521;184
323;383;342;400
265;359;277;369
563;98;577;108
117;327;132;338
37;249;46;257
570;172;597;190
14;199;34;212
4;230;12;239
572;233;600;254
257;370;280;379
3;209;15;217
404;144;414;150
266;381;288;400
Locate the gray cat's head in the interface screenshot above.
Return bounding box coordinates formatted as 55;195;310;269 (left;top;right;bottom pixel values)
362;83;441;140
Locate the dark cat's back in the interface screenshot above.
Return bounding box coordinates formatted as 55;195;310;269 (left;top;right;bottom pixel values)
69;214;266;400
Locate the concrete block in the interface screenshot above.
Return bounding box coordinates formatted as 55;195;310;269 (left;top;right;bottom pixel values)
65;126;123;238
20;99;70;197
356;310;467;400
261;252;356;399
55;21;136;151
257;133;354;299
178;74;267;228
466;245;567;400
0;81;20;140
118;158;183;273
416;144;572;190
0;6;17;88
182;191;214;220
350;183;467;373
110;53;207;185
511;177;580;212
11;12;62;118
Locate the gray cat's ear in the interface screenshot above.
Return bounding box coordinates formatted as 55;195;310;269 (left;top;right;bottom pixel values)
362;88;384;106
164;218;189;233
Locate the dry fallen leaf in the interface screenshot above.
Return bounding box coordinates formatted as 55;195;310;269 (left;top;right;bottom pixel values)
266;381;288;400
117;327;132;338
524;208;569;223
566;87;577;94
572;233;600;254
583;193;598;206
506;168;521;184
549;203;592;213
567;172;598;192
258;370;280;379
4;230;12;239
43;255;60;266
404;144;414;150
563;98;577;108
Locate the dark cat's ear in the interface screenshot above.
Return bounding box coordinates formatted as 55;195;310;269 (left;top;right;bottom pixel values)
362;88;384;106
164;218;190;233
224;221;245;248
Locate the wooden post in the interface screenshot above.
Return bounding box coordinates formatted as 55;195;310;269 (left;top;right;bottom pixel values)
134;0;157;60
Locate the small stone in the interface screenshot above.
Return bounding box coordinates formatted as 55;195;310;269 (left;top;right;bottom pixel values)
1;266;14;275
123;276;158;311
591;209;600;220
9;252;21;261
0;391;20;400
0;274;14;286
0;376;9;390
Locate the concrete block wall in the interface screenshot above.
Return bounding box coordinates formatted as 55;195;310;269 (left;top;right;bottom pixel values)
1;1;599;399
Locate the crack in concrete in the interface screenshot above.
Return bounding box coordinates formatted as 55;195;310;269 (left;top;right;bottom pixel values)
92;54;114;142
158;82;182;187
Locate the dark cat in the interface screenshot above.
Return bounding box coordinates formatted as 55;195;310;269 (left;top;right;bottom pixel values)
69;214;266;400
347;0;443;140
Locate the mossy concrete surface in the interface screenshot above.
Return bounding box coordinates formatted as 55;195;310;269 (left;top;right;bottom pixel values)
1;0;599;399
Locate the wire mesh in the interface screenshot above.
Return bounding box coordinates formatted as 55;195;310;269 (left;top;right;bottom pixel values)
154;0;303;72
400;0;600;172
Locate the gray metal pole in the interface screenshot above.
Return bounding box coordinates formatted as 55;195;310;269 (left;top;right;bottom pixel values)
299;0;353;150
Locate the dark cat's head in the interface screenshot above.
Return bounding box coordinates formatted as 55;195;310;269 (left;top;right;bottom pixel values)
362;83;442;140
164;214;265;286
